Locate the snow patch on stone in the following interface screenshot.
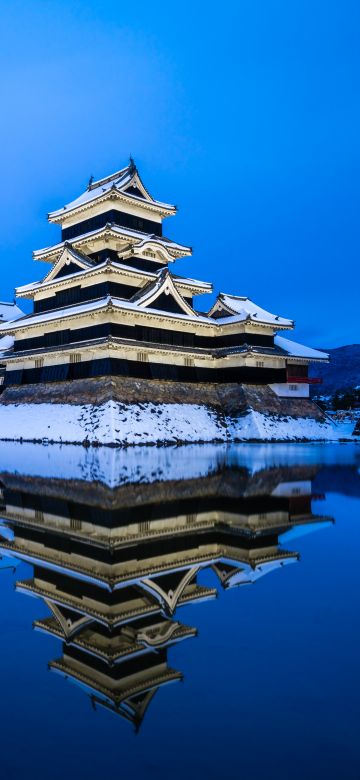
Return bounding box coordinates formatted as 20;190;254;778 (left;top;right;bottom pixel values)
229;409;343;442
0;400;355;445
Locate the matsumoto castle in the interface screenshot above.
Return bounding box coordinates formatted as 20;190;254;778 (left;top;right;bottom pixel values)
0;160;327;393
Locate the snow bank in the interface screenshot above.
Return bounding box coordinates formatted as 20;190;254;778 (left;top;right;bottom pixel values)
0;401;224;445
0;400;354;446
228;409;347;442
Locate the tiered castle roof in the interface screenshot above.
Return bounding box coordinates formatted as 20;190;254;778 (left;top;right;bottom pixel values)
0;159;328;390
48;159;177;224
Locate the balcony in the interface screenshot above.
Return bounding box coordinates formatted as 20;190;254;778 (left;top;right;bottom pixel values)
287;376;322;385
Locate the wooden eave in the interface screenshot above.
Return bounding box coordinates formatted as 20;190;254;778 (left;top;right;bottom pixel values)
88;166;155;202
213;310;293;331
48;165;177;224
9;541;210;592
2;337;291;367
209;296;294;330
0;299;293;341
34;618;145;662
48;186;176;226
215;317;293;331
35;616;195;661
285;355;329;364
0;539;114;587
3;538;297;593
0;298;212;337
49;658;182;708
33;225;191;264
1;505;236;548
16;262;149;300
16;262;211;301
121;242;174;265
17;579;165;627
18;578;215;628
121;237;192;266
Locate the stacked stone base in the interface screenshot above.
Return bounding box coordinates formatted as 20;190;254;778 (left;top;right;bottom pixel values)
0;376;324;417
0;376;333;445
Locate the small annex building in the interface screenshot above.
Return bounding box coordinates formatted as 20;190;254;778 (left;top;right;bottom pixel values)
0;160;327;397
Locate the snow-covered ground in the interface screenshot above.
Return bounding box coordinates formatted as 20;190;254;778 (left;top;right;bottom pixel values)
0;400;357;445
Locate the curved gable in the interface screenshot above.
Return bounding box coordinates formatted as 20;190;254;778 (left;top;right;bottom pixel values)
43;246;93;284
135;272;197;317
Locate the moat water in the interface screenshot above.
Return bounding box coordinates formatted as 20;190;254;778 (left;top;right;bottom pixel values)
0;442;359;780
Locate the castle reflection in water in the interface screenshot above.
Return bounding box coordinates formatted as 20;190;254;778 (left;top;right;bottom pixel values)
0;445;333;730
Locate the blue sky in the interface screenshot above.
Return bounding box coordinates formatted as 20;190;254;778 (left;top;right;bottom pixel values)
0;0;359;347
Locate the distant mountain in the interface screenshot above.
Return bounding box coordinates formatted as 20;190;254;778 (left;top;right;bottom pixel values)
309;344;360;396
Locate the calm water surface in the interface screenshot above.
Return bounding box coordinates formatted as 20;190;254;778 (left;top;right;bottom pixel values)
0;442;359;780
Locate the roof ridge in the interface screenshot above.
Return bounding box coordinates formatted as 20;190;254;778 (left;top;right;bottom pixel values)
220;293;247;301
89;164;130;190
63;243;95;264
130;274;164;303
34;224;191;259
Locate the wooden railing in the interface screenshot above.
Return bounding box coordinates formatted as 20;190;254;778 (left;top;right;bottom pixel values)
287;376;322;384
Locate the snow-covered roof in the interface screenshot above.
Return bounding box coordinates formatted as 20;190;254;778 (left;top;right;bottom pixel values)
0;334;14;357
210;293;293;328
48;161;176;222
172;273;212;292
131;269;198;317
59;244;96;268
16;261;212;297
275;335;328;361
2;294;320;338
0;301;24;322
0;296;213;333
33;224;191;262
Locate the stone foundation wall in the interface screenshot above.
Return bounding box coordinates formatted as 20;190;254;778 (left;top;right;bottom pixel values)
0;376;325;421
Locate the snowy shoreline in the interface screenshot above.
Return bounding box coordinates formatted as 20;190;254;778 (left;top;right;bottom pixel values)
0;400;356;446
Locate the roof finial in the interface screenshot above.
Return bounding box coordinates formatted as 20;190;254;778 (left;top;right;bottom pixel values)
88;174;94;190
129;155;136;174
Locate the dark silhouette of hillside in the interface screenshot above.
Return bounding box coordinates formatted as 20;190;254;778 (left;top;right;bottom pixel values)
310;344;360;395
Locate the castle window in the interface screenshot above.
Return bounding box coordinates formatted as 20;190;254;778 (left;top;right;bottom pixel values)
70;353;82;364
184;357;194;367
137;351;149;362
35;358;43;368
70;518;82;531
289;384;298;391
256;361;264;367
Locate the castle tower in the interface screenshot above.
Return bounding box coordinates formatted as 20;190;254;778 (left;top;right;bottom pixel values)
0;160;327;395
